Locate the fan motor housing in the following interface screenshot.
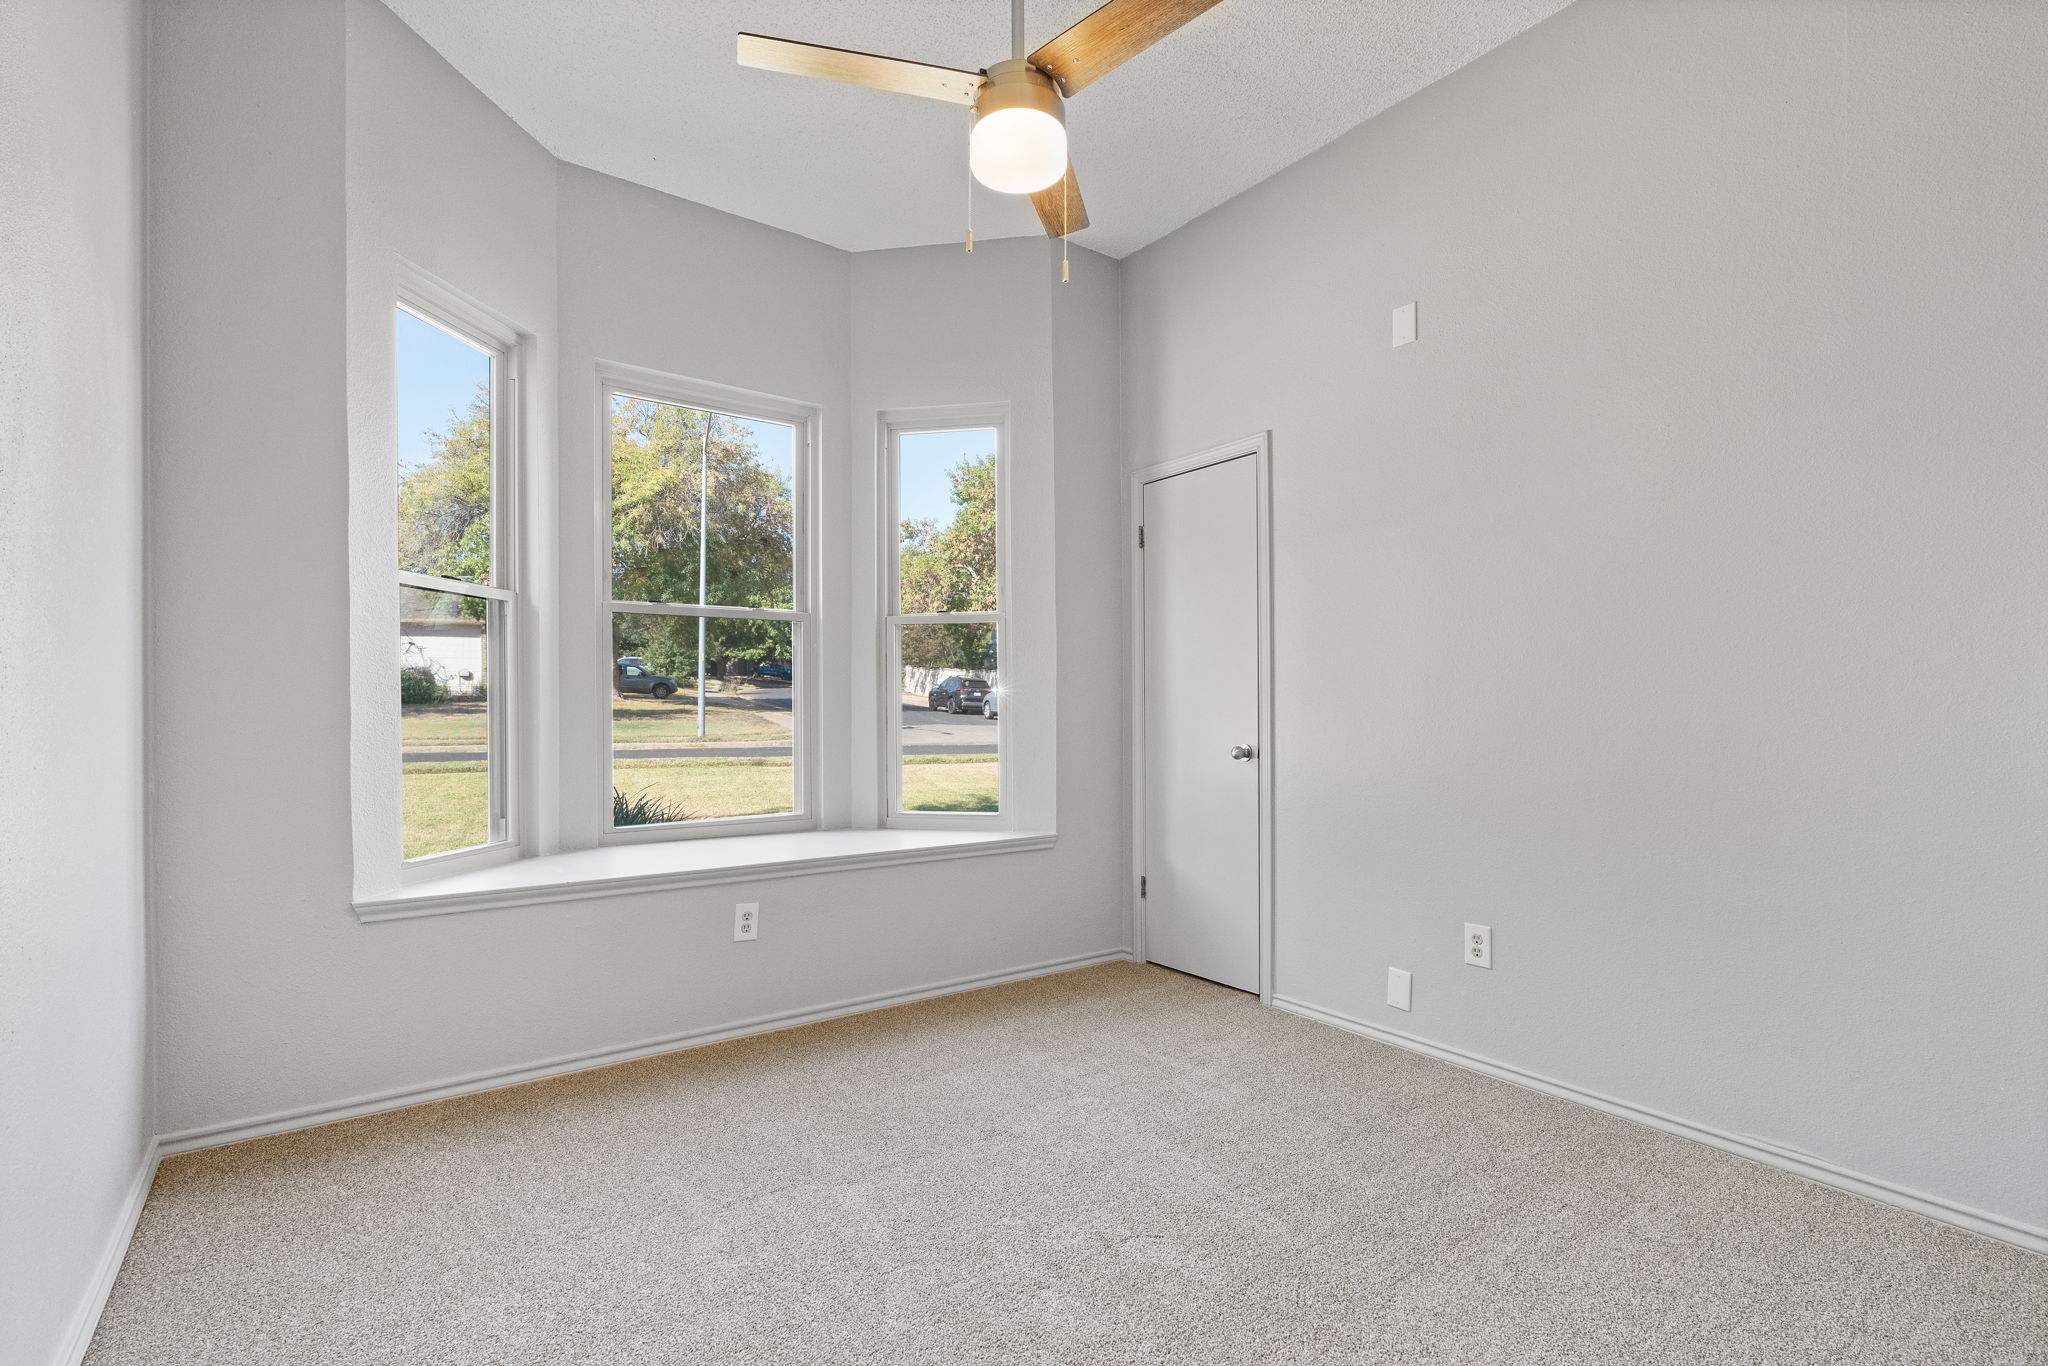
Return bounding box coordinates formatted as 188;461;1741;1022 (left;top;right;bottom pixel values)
975;58;1065;126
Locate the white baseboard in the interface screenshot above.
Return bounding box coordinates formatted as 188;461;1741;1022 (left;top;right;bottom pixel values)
1272;995;2047;1258
158;949;1135;1156
53;1138;161;1366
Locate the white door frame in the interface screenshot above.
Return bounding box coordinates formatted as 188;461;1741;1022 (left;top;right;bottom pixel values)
1128;432;1275;1003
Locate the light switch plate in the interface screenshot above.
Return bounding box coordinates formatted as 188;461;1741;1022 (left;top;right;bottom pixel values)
1387;967;1412;1011
1391;301;1417;347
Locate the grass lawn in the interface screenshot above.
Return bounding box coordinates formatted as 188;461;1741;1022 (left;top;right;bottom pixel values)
901;756;998;813
611;755;997;818
402;760;490;860
401;700;487;749
612;692;789;746
402;753;998;857
403;757;801;854
611;756;794;822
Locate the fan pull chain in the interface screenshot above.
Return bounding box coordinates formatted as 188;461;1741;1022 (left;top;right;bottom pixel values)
964;110;975;253
1061;171;1071;283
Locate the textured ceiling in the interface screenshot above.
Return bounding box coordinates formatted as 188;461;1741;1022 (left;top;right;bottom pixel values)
381;0;1574;258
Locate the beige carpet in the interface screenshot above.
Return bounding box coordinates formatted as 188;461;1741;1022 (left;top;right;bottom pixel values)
88;962;2046;1364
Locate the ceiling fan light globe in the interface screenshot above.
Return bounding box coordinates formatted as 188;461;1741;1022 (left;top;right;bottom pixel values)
970;107;1068;195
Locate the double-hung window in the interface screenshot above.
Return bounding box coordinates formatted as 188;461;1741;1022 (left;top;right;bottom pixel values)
603;372;812;838
394;299;518;866
885;410;1006;823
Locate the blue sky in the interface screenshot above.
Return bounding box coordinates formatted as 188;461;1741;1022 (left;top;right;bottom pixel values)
726;416;793;492
395;308;490;475
900;428;997;541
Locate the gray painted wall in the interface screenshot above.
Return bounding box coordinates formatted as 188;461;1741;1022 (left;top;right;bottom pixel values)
554;163;850;845
148;0;1128;1140
852;239;1057;834
343;0;561;889
0;1;150;1361
1122;0;2048;1233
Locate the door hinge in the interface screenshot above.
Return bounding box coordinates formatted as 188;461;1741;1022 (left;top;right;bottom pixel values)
1139;875;1147;898
1136;524;1145;549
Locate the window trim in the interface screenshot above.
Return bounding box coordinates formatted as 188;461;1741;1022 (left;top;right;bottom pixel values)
879;404;1011;830
595;362;821;844
393;278;526;884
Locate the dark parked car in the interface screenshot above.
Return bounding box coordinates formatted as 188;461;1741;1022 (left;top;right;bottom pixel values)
928;676;993;714
616;657;677;700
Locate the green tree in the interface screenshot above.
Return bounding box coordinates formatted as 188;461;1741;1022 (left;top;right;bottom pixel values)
397;385;492;588
899;453;995;614
399;391;801;686
609;398;795;684
900;621;996;675
899;452;997;673
610;399;793;610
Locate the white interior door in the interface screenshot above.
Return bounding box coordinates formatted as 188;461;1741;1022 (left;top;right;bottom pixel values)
1141;454;1260;993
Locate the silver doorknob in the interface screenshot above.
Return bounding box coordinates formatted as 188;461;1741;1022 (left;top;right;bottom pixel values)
1229;744;1256;762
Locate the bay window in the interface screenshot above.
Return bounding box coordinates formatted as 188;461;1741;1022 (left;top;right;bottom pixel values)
359;281;1048;916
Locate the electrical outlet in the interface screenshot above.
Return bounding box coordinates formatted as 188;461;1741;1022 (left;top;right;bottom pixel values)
733;902;759;942
1464;923;1492;969
1387;967;1412;1011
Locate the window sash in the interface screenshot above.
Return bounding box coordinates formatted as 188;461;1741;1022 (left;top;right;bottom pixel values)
885;611;1005;821
396;301;510;589
608;599;801;622
604;389;808;618
600;371;816;840
605;608;810;839
889;611;998;626
881;411;1009;825
395;293;520;871
401;586;513;864
405;570;513;602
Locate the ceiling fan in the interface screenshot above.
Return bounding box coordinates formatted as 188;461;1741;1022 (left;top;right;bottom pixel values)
737;0;1227;240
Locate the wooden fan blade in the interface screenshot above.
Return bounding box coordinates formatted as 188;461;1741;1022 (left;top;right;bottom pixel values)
737;33;985;106
1028;0;1227;97
1031;164;1089;237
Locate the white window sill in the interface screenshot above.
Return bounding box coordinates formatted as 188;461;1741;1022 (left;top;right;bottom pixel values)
353;828;1057;923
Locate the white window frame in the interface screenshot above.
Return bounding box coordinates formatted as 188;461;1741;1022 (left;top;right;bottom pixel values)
597;363;821;844
880;405;1010;830
393;280;524;884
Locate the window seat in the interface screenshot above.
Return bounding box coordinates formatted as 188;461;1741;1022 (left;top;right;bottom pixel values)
354;829;1057;922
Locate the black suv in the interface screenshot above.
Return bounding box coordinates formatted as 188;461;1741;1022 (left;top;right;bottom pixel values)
928;676;993;714
616;657;678;700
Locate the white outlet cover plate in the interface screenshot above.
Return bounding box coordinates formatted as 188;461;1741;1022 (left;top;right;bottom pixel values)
1465;922;1492;969
1387;967;1412;1011
734;902;759;941
1392;301;1417;347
